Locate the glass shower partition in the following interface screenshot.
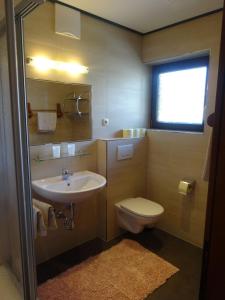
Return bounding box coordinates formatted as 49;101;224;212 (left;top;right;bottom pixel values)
0;0;43;299
0;2;24;298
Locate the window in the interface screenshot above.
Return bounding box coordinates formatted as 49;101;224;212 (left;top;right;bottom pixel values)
151;56;209;132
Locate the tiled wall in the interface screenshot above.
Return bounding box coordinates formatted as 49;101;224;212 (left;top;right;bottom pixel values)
147;131;209;247
143;12;223;247
24;2;149;139
31;141;101;264
25;1;150;263
31;138;147;262
97;138;148;241
30;141;97;180
26;3;223;256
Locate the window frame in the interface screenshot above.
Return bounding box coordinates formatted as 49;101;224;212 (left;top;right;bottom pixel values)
150;55;209;132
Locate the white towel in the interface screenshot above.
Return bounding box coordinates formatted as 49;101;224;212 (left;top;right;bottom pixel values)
33;205;47;239
37;112;57;132
33;198;58;230
202;130;213;181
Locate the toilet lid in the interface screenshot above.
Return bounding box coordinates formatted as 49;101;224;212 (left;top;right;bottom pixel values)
119;197;164;217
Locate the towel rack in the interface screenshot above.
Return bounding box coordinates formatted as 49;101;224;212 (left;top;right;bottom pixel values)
27;102;63;119
63;91;89;118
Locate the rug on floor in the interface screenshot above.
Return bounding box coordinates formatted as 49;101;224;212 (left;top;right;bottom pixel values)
38;239;179;300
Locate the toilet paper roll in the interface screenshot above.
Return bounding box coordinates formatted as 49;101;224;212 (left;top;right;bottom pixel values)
178;180;194;196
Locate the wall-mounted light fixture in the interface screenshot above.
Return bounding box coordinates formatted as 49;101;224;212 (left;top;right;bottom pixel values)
26;57;89;75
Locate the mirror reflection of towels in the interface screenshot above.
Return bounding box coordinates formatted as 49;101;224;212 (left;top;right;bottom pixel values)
37;112;57;132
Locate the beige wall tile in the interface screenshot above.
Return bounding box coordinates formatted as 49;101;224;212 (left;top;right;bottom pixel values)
97;140;107;177
32;137;148;261
143;13;222;66
143;13;222;248
28;3;223;259
26;2;149;263
30;140;97;180
35;195;98;264
24;2;149;139
105;138;147;240
31;140;100;263
96;140;107;240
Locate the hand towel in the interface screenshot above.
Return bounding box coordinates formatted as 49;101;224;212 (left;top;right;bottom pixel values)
33;205;47;238
37;112;57;132
33;198;58;230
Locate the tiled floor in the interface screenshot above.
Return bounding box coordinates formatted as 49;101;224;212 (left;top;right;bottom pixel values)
131;230;202;300
37;229;202;300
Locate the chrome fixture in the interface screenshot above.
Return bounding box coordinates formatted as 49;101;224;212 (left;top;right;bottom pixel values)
55;203;75;230
62;91;89;118
76;95;82;117
62;168;73;181
64;203;75;230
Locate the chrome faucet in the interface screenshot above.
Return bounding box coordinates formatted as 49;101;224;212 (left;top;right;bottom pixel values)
62;168;73;180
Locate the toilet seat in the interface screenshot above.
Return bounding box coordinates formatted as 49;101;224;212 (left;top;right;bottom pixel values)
118;197;164;218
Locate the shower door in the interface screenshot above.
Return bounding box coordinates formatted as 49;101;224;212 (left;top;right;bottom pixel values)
0;0;43;299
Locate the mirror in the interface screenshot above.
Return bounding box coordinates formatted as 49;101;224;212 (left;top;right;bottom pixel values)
26;78;92;145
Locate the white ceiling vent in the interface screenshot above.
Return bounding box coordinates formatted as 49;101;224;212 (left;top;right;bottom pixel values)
55;4;81;40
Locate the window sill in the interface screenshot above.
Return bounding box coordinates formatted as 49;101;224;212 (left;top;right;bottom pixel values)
147;128;204;135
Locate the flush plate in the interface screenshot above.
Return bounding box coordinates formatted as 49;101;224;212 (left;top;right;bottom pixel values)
117;144;134;160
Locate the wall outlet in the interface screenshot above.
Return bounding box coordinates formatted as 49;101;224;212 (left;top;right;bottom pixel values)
102;118;109;127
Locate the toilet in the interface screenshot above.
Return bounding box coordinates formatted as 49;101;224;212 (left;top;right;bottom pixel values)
115;197;164;234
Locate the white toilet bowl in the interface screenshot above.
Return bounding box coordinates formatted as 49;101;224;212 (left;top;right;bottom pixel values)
115;197;164;234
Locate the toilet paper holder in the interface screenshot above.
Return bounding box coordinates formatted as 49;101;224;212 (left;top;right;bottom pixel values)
178;179;195;196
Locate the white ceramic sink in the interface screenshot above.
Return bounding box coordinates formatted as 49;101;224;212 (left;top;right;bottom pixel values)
32;171;106;204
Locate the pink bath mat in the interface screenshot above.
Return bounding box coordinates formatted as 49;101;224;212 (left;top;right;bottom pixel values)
38;239;179;300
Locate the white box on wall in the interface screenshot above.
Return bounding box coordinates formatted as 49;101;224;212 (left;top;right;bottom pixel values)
55;3;81;40
117;144;134;160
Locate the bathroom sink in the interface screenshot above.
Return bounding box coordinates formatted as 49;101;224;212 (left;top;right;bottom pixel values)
32;171;106;204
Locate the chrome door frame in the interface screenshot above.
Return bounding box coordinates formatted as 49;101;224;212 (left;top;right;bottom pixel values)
4;1;44;299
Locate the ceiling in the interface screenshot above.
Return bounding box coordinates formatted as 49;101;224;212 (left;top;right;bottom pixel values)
60;0;223;34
